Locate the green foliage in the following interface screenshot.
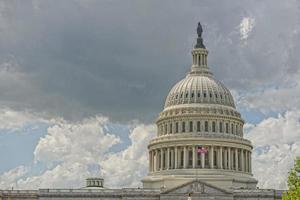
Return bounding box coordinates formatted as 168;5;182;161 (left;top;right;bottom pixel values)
282;156;300;200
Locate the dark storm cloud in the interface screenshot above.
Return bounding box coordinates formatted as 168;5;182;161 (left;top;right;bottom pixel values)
0;0;299;122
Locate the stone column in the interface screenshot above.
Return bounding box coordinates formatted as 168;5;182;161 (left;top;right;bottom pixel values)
245;151;248;172
172;149;175;169
224;148;227;169
249;152;252;173
167;148;170;170
149;151;152;172
210;146;214;169
228;148;231;170
235;148;239;171
192;146;196;168
201;152;205;168
183;146;187;168
174;147;178;169
155;149;158;171
219;147;223;169
241;149;244;172
153;151;156;171
160;148;164;170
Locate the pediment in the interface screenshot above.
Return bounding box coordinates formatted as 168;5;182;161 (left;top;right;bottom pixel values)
162;180;231;195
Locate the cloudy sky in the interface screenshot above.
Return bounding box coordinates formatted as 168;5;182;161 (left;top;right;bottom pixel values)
0;0;299;190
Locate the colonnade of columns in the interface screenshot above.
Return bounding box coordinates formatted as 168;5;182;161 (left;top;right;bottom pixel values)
149;145;251;173
192;51;207;67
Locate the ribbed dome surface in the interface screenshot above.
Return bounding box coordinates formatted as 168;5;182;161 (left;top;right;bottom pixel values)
164;73;235;108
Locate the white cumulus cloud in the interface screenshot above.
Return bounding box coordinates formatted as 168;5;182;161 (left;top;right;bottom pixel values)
0;116;156;189
245;110;300;189
101;124;156;188
34;116;121;166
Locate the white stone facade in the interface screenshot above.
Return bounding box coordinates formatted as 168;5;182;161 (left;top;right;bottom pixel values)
0;181;284;200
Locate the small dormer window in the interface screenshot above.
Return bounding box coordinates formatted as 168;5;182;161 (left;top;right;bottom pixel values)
204;92;207;98
210;93;212;98
191;92;194;98
198;92;200;97
215;94;218;98
185;93;188;98
180;93;183;98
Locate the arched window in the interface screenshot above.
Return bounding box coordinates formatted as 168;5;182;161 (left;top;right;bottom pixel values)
182;122;185;133
189;121;193;132
212;121;216;132
219;122;223;133
197;121;200;132
175;122;179;133
205;121;208;132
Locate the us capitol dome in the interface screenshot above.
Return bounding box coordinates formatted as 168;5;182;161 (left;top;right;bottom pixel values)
0;22;284;200
142;22;258;190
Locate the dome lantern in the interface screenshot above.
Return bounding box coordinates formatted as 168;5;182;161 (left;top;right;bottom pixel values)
190;22;210;75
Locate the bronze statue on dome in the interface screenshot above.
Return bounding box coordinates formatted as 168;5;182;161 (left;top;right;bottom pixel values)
197;22;203;38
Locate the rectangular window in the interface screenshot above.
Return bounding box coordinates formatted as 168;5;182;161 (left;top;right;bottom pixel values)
197;121;200;132
212;121;216;132
169;151;172;168
188;150;193;167
189;121;193;132
197;153;201;167
214;150;217;167
231;124;234;134
164;124;167;134
169;123;172;134
219;122;223;133
205;121;208;132
176;122;179;133
226;123;229;133
182;122;185;133
180;150;184;168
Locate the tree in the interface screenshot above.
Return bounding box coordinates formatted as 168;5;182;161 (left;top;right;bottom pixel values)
282;156;300;200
